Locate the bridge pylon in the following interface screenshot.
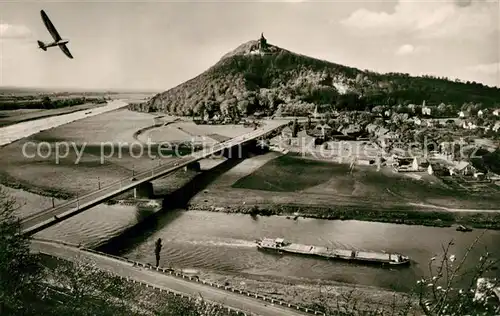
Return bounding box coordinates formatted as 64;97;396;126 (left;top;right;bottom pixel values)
133;181;154;199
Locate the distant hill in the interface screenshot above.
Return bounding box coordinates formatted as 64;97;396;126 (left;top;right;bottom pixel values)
131;35;500;117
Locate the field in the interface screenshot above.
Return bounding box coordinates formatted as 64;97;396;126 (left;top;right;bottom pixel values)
137;121;253;145
232;154;342;192
0;184;65;218
136;123;200;144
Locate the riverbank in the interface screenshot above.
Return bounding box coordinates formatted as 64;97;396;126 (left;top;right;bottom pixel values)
187;203;500;230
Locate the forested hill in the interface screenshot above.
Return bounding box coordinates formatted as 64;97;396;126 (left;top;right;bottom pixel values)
131;37;500;117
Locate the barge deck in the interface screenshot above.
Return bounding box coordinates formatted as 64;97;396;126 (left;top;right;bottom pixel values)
256;238;410;266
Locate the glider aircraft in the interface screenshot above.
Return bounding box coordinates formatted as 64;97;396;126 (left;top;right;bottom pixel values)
37;10;73;59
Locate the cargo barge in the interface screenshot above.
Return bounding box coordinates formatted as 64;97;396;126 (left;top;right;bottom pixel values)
256;238;410;266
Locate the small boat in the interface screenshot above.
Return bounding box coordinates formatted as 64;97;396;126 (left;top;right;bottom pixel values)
256;238;410;266
456;225;472;232
136;199;162;212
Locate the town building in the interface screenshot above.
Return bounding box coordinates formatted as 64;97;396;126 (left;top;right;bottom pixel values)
422;106;431;116
428;163;450;176
450;161;476;176
493;122;500;132
411;117;422;126
462;121;478;130
313;123;332;138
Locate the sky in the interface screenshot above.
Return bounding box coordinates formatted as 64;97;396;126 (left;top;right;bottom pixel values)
0;0;499;91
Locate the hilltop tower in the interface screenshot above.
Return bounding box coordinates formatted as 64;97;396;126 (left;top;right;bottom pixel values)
259;33;268;52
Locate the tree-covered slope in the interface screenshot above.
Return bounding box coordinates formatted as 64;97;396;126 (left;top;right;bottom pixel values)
131;38;500;117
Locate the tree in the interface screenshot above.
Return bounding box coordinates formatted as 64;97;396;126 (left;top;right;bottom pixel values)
0;189;43;315
156;295;232;316
41;96;52;109
292;119;299;137
416;234;499;316
237;100;250;116
46;258;135;316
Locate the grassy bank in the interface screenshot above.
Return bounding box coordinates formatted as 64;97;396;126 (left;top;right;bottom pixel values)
0;171;74;199
187;202;500;230
38;254;239;316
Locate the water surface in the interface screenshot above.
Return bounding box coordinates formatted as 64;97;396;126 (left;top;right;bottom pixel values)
111;210;500;292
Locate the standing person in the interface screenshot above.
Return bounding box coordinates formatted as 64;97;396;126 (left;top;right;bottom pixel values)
154;238;162;267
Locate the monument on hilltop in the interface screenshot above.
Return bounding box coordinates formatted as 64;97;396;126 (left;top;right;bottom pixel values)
259;33;269;53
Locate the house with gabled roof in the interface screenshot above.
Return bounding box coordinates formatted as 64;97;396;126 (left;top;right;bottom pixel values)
492;122;500;132
410;117;422;126
422;106;431;116
314;123;332;137
449;161;476;176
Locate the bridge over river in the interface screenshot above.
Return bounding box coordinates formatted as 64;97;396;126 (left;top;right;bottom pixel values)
21;120;287;235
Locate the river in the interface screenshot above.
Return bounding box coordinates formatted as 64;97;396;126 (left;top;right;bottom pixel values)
99;209;500;293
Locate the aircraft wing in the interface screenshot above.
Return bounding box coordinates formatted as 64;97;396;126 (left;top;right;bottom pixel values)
41;10;62;41
59;44;73;59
